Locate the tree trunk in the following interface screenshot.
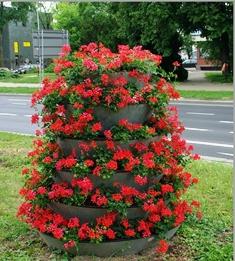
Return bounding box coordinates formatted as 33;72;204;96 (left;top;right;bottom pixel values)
220;32;230;74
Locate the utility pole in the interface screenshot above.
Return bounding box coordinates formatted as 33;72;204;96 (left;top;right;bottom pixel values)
36;1;43;86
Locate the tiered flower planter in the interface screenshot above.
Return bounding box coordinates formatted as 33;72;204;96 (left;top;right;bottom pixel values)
18;43;201;257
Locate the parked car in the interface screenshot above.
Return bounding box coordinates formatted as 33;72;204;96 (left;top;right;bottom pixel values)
11;67;27;74
182;59;197;68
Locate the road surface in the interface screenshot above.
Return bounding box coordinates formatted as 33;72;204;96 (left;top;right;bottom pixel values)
0;94;233;163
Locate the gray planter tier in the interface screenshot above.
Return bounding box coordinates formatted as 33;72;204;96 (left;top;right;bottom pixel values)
48;201;146;222
54;170;163;191
94;104;152;130
66;103;152;131
66;71;151;130
57;135;160;158
39;226;179;257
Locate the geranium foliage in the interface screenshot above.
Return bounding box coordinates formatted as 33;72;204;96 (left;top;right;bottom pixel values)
18;43;201;256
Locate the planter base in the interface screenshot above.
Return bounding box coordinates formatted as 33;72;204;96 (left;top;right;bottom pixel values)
40;226;179;257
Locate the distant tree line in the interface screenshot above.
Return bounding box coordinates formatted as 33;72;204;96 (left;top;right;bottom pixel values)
0;2;232;75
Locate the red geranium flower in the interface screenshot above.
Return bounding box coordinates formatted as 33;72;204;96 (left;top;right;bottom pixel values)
156;239;169;254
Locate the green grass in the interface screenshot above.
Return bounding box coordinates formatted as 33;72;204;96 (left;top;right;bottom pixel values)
205;72;233;83
0;87;38;94
0;73;56;84
179;90;233;100
0;132;232;260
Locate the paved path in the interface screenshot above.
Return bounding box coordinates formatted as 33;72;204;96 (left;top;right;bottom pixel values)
0;94;233;163
0;82;40;87
176;70;233;91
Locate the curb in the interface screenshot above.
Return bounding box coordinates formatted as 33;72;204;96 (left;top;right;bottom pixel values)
0;93;33;96
175;98;233;103
201;156;233;164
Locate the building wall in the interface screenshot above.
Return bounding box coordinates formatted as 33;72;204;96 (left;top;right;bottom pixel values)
196;47;221;70
2;14;36;69
2;24;11;68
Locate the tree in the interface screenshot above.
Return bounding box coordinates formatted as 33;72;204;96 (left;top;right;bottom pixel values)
108;3;187;79
176;2;233;72
52;3;119;50
181;34;194;59
37;2;53;30
53;2;187;78
52;2;233;75
0;2;33;66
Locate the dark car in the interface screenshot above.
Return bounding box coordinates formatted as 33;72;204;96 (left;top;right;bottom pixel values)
182;59;197;68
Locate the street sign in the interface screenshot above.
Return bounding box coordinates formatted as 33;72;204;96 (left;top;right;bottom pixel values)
32;30;69;58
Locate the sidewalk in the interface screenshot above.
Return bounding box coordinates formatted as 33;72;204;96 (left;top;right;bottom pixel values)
0;82;40;88
176;70;233;91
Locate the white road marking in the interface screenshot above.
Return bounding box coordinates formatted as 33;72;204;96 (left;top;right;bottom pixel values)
12;102;27;105
229;131;234;134
185;127;210;132
186;140;233;148
187;112;215;116
8;99;29;102
217;152;234;157
0;113;17;116
170;102;233;108
24;114;42;119
220;121;233;124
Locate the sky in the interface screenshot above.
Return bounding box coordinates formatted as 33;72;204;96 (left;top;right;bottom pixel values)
3;1;56;12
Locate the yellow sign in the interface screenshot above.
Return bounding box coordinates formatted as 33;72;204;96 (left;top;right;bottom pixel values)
13;41;19;53
23;41;31;47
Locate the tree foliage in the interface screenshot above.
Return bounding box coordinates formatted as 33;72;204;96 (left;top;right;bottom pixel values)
176;2;233;70
53;3;119;50
52;2;233;72
0;2;34;32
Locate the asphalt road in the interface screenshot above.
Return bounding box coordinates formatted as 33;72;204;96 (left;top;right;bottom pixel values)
0;94;233;163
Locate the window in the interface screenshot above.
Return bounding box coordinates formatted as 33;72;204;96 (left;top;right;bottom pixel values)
23;41;31;47
13;41;19;53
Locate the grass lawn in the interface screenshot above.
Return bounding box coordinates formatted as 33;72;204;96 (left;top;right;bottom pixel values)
205;72;233;84
0;73;56;84
0;132;232;260
179;90;233;100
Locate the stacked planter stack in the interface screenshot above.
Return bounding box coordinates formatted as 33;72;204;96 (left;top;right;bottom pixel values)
18;43;200;257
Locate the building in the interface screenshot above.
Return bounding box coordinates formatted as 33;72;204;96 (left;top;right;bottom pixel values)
2;14;36;69
2;12;69;70
191;31;221;70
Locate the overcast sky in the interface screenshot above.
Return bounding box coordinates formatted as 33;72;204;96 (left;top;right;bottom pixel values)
3;1;56;12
